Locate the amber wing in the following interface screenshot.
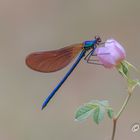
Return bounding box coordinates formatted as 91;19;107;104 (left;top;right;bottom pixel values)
25;43;83;73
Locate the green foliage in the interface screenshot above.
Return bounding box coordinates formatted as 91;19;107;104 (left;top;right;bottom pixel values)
124;60;137;71
107;108;114;119
75;103;97;121
117;61;129;78
127;79;140;92
117;60;140;92
75;100;114;124
93;105;105;124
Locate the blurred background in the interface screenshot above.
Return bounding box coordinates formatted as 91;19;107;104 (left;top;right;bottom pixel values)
0;0;140;140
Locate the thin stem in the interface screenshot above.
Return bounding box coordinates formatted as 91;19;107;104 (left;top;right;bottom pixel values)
111;92;132;140
111;119;117;140
115;92;131;120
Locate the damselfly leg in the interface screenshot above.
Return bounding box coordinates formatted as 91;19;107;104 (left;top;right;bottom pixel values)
84;48;110;65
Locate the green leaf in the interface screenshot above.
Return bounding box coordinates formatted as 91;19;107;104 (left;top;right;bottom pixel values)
121;61;129;76
117;60;139;81
117;62;129;78
137;80;140;86
107;108;114;119
123;60;137;71
75;103;97;121
75;100;114;124
128;79;140;92
93;105;106;124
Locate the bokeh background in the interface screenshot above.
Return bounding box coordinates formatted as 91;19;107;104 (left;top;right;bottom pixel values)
0;0;140;140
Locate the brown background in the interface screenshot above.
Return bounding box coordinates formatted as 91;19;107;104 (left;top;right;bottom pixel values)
0;0;140;140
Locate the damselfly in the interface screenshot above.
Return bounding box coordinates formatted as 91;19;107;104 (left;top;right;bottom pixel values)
26;36;102;110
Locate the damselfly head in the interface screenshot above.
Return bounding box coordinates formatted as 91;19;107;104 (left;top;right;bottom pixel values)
95;35;101;45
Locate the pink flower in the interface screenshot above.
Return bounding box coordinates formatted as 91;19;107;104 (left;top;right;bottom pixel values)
96;39;126;68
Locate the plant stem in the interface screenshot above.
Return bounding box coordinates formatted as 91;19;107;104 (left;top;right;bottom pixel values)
111;92;132;140
111;119;117;140
115;92;131;120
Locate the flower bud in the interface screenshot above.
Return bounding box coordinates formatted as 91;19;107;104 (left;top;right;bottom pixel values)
96;39;126;68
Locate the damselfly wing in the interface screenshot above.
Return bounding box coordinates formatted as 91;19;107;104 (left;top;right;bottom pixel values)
26;44;83;73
